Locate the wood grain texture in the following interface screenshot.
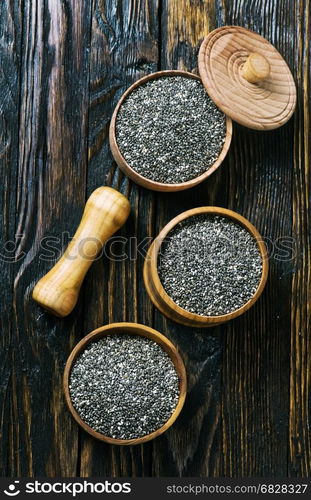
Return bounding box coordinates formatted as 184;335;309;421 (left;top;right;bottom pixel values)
289;0;311;477
79;0;160;477
0;0;310;479
163;0;216;71
0;0;92;476
0;0;22;477
216;0;304;477
152;0;224;478
198;26;297;130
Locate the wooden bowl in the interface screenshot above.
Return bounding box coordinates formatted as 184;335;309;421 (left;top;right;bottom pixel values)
109;70;232;192
63;322;187;445
143;207;268;327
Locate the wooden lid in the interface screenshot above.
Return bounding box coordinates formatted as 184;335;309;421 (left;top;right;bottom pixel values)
198;26;296;130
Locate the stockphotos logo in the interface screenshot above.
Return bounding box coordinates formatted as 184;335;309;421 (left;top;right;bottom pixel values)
3;480;132;497
4;481;21;496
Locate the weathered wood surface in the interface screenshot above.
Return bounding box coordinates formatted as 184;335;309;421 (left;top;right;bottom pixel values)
0;0;310;477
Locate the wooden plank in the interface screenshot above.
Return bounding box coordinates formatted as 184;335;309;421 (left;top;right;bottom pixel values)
0;0;22;477
6;0;92;476
79;0;159;476
152;0;225;477
289;0;311;477
160;0;216;71
216;0;296;477
152;0;300;477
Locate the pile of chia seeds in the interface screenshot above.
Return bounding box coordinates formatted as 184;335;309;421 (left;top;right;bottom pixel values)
116;76;226;184
69;334;180;440
158;214;263;316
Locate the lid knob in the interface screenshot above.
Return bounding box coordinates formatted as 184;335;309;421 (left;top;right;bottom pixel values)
241;52;270;83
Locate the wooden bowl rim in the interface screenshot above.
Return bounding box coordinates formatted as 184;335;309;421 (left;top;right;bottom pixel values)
109;70;232;192
145;207;269;324
63;322;187;446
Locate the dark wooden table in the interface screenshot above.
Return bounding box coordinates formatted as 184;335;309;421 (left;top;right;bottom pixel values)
0;0;310;478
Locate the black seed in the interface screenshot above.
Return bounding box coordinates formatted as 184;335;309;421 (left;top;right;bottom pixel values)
116;76;226;184
69;334;180;440
158;215;263;316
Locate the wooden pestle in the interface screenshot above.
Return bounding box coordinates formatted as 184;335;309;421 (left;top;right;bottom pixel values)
32;187;130;317
241;52;270;83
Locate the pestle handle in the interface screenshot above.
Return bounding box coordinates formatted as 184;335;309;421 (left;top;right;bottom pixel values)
32;187;131;317
241;52;270;83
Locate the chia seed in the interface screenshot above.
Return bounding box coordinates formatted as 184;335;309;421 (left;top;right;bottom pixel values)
158;214;263;316
69;334;180;440
116;76;226;184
